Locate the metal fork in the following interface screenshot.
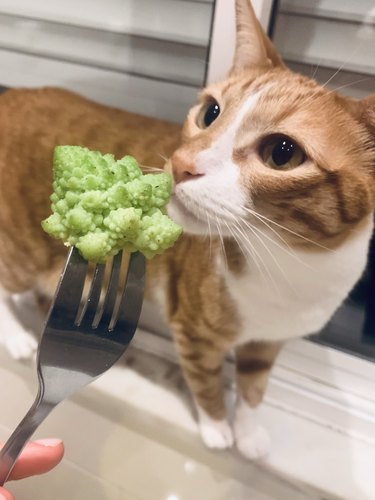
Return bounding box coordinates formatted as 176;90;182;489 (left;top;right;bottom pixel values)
0;247;145;485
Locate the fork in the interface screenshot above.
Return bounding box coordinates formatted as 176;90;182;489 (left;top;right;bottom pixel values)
0;247;145;485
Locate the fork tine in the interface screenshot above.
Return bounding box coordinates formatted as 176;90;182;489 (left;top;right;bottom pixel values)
95;251;123;328
76;263;106;328
49;247;88;325
113;251;145;340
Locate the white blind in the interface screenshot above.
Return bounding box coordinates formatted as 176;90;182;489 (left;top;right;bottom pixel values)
0;0;215;122
273;0;375;98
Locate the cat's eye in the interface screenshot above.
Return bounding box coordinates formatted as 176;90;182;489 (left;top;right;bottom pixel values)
260;135;306;170
197;100;221;129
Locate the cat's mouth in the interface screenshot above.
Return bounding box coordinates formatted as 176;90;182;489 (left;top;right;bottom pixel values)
168;190;239;237
168;193;208;235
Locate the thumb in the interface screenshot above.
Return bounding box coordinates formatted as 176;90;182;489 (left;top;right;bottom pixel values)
0;485;14;500
7;439;64;481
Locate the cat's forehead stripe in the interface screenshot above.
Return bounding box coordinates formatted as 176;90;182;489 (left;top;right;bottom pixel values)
234;89;264;131
189;91;256;220
195;89;263;173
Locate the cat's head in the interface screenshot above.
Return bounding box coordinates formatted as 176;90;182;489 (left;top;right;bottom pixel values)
167;0;375;248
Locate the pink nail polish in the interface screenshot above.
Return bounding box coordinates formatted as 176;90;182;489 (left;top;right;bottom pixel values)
33;438;63;447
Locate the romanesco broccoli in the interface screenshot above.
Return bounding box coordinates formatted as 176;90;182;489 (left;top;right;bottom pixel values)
42;146;182;262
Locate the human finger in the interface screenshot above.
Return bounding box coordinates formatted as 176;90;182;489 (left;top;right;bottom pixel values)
4;439;64;481
0;484;14;500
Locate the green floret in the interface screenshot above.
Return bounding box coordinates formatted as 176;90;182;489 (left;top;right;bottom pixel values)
76;232;112;262
125;179;153;210
114;156;142;182
103;207;141;237
42;145;182;262
142;173;172;208
134;211;183;259
66;207;93;232
41;213;67;240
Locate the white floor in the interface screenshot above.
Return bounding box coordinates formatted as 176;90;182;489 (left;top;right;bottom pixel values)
0;346;316;500
1;295;375;499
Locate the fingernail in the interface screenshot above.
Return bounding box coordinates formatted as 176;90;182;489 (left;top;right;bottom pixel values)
0;491;13;500
33;438;63;447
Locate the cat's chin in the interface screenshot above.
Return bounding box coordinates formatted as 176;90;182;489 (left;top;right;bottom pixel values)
167;195;208;236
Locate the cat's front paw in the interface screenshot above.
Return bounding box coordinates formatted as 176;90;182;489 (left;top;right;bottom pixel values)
0;296;38;360
234;397;270;460
3;329;38;360
197;407;234;449
234;423;270;460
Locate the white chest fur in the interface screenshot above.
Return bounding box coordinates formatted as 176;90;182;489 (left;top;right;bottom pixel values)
224;215;374;343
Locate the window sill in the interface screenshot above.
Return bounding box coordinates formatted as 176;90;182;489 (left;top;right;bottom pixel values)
103;328;375;499
4;287;375;498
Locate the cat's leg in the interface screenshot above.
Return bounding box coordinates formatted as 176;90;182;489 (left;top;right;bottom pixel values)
234;340;283;460
173;326;233;450
0;289;38;359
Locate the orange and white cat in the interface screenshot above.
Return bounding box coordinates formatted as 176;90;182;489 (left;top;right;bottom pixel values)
0;0;374;460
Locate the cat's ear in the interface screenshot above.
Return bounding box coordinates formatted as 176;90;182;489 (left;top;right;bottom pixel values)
359;94;375;139
231;0;285;73
344;94;375;141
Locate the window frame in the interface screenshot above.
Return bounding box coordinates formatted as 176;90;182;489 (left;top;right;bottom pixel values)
206;0;274;83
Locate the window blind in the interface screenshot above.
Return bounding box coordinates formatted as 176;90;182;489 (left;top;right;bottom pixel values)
273;0;375;98
0;0;215;122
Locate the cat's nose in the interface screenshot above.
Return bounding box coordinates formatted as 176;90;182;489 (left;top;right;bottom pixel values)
171;150;204;184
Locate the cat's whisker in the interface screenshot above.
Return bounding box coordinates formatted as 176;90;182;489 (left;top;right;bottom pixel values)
230;218;279;293
191;200;258;268
296;73;360;116
223;218;255;266
214;215;228;271
320;42;364;91
196;205;216;251
157;153;169;163
322;59;356;88
240;221;300;293
228;223;268;284
250;223;313;272
240;205;298;255
230;222;272;287
302;79;368;114
240;214;298;261
239;208;313;269
204;209;214;259
241;206;335;252
225;219;266;280
301;76;375;111
229;213;294;294
296;72;374;120
331;76;375;94
320;45;362;91
321;65;345;90
140;164;164;173
311;61;321;80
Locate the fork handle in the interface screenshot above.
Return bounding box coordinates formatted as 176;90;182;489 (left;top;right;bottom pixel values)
0;394;56;485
